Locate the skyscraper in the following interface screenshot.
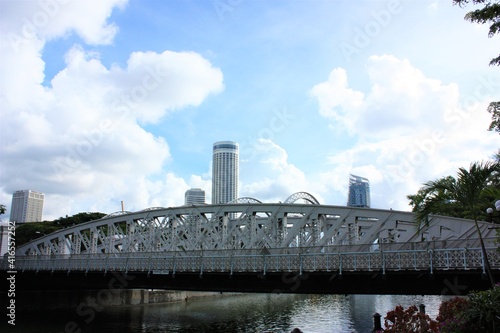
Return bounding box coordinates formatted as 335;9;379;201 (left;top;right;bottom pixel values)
185;188;206;205
212;141;239;204
10;190;44;223
347;174;370;208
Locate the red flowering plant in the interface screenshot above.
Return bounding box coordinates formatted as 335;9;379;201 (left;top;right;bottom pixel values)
384;304;440;333
436;297;470;333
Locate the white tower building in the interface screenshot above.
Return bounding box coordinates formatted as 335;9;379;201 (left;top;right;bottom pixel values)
10;190;44;223
185;188;206;205
212;141;239;204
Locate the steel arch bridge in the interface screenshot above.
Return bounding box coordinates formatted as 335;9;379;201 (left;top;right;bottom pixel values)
14;192;498;256
6;192;500;296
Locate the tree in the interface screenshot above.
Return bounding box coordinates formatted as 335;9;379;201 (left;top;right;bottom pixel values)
0;204;5;221
487;101;500;133
453;1;500;133
53;212;106;227
453;0;500;66
407;176;464;225
408;161;500;227
384;304;439;333
15;212;106;246
408;160;499;286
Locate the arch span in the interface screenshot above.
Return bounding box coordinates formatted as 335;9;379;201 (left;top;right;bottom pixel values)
284;192;320;204
229;197;263;204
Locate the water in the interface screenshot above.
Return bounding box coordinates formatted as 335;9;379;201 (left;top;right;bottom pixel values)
8;293;447;333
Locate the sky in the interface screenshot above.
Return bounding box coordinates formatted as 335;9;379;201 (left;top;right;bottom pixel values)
0;0;499;221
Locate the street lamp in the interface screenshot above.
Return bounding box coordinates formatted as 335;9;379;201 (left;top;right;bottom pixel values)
486;199;500;222
479;199;500;288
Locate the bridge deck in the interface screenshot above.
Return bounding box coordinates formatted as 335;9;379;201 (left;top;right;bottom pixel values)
6;246;499;275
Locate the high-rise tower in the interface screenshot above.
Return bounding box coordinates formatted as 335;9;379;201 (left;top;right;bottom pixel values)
185;188;206;205
10;190;44;223
347;174;370;208
212;141;239;204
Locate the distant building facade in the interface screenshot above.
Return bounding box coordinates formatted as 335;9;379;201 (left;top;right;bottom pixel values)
0;225;8;256
10;190;44;223
212;141;239;204
185;188;206;205
347;175;370;208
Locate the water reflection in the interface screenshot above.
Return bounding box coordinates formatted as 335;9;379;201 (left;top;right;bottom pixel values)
11;293;448;333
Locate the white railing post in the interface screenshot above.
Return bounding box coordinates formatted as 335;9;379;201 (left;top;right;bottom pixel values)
428;250;434;274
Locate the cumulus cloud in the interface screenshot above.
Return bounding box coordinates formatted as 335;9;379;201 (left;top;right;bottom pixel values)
0;1;223;219
310;55;498;210
240;139;322;203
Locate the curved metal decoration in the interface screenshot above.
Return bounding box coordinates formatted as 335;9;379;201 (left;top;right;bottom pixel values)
229;197;263;204
284;192;320;204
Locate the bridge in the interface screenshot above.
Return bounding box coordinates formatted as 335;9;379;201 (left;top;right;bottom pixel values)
3;192;500;296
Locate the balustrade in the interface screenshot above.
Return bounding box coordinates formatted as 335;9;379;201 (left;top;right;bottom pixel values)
3;247;499;275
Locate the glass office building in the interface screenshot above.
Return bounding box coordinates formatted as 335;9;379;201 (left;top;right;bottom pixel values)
347;174;370;208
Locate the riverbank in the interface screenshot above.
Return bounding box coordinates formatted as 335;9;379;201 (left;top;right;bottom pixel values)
11;289;239;311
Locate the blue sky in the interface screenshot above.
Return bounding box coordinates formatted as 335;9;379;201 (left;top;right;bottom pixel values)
1;0;498;221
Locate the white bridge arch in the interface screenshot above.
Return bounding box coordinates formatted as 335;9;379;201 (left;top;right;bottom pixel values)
16;200;497;257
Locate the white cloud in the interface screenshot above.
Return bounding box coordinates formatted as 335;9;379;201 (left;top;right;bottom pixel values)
0;1;223;220
310;55;498;210
1;0;127;46
309;68;364;134
240;139;322;203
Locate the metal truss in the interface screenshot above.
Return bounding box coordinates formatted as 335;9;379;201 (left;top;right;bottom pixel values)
15;200;498;257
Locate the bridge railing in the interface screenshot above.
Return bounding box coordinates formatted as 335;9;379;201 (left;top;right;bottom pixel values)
3;246;499;275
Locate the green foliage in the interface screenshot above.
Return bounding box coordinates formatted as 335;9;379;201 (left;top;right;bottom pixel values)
465;287;500;332
407;161;500;227
437;287;500;332
453;1;500;137
52;212;106;227
16;212;106;246
15;222;61;246
0;204;5;222
407;176;464;227
453;0;500;66
488;101;500;133
384;304;439;333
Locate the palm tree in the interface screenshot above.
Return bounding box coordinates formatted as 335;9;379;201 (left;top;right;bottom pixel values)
409;160;499;287
409;161;500;227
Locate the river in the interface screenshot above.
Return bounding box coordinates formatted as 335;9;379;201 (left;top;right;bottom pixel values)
10;293;447;333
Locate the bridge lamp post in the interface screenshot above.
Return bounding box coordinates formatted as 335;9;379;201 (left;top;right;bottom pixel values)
478;199;500;288
486;199;500;223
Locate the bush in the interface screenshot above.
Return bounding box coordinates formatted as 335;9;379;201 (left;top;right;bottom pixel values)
384;304;439;333
465;286;500;332
385;287;500;333
437;297;470;333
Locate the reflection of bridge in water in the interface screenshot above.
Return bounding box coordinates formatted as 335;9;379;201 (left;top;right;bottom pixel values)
4;192;500;295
